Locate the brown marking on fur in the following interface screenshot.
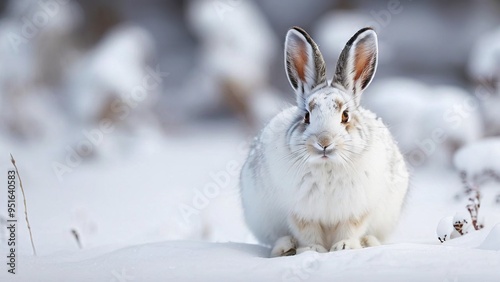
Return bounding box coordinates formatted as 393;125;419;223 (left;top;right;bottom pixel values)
308;99;316;111
349;212;368;228
291;213;310;232
335;99;344;110
360;236;370;247
321;222;339;235
321;222;340;247
291;214;327;245
360;235;380;247
345;113;359;132
293;41;308;82
354;44;369;82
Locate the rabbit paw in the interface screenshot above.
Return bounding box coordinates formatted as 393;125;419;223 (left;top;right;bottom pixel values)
271;236;297;257
330;239;362;251
296;244;328;254
361;235;381;247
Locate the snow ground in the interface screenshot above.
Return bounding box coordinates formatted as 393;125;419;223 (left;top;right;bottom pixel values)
8;236;500;282
1;123;500;281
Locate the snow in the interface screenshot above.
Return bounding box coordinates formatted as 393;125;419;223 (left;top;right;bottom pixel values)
436;216;460;242
479;223;500;251
4;239;500;282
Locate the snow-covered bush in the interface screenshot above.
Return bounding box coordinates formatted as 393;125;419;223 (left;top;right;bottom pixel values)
313;11;376;66
363;78;483;167
0;0;81;143
467;27;500;136
437;189;484;243
65;24;157;124
184;0;282;128
438;138;500;242
454;138;500;203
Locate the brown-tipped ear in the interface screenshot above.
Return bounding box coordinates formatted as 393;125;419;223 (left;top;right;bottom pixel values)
285;26;327;110
333;27;378;103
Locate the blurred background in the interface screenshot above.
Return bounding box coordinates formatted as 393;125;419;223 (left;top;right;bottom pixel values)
1;0;500;256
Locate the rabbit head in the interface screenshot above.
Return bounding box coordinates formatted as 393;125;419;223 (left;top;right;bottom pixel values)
284;27;378;164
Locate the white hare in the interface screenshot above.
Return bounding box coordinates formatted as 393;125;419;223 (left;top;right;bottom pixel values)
240;27;409;257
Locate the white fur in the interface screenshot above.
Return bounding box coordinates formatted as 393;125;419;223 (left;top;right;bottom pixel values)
240;27;409;256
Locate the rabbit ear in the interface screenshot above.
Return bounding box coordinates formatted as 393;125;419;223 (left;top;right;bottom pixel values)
333;27;378;104
285;26;327;109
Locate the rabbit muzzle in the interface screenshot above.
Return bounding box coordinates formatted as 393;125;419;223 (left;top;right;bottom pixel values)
310;132;336;158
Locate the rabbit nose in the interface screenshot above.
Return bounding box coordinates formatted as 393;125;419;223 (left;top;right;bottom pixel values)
317;142;332;150
317;134;333;149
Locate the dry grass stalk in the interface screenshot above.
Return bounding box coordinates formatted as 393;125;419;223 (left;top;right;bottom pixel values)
10;154;37;256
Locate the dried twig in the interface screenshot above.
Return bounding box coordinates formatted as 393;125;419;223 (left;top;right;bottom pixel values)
466;189;483;230
10;154;37;256
460;168;500;204
453;218;468;236
71;229;82;249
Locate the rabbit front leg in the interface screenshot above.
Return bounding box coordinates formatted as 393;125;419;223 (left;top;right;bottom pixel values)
331;235;381;250
329;216;370;251
288;214;328;254
270;236;298;257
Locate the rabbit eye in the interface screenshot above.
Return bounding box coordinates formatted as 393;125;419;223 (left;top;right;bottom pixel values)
304;112;310;124
341;110;349;123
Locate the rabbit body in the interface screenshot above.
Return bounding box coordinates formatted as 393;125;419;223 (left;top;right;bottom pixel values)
240;27;409;256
